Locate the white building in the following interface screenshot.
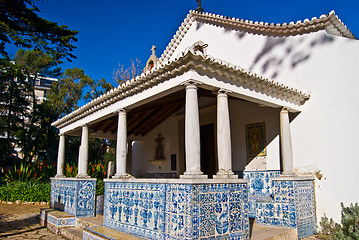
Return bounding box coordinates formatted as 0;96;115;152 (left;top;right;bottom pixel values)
48;9;358;240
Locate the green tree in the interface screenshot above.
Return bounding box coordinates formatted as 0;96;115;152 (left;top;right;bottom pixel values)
332;203;359;240
319;203;359;240
44;68;112;163
47;68;94;117
0;61;29;164
12;49;60;161
0;0;78;61
0;0;77;166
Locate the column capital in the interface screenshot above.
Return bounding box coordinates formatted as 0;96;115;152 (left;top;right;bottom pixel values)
280;107;290;113
81;124;89;129
217;88;232;97
182;80;202;89
58;133;65;137
117;108;127;115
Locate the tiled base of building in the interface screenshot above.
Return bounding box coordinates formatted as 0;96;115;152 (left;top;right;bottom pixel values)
48;174;317;240
103;180;250;240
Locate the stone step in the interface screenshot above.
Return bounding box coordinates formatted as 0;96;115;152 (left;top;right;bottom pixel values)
83;226;141;240
76;215;103;229
250;223;297;240
61;227;83;240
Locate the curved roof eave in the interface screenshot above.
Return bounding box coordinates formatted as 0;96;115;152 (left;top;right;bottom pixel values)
158;10;356;64
52;49;310;129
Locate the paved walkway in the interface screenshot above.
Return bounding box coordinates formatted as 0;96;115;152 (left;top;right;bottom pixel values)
0;212;65;239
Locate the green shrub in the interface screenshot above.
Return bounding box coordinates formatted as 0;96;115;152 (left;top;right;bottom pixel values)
319;202;359;240
318;215;340;239
0;181;50;202
96;179;104;195
64;162;78;177
2;161;56;183
89;162;106;180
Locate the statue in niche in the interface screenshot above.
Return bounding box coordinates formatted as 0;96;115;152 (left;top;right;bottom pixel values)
155;133;164;159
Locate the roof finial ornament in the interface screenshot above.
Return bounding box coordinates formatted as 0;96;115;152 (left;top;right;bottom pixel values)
151;45;156;56
195;0;203;12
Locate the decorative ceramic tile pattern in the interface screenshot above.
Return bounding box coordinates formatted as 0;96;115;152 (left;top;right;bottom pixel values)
103;182;249;240
294;181;316;239
47;213;76;228
51;179;96;217
40;208;57;226
96;195;104;215
255;179;316;239
243;170;280;218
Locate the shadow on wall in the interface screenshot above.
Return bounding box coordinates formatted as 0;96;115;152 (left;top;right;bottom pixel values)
53;195;65;211
250;33;335;79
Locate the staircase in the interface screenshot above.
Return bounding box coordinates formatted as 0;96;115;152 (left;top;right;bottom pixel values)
43;209;301;240
60;215;104;240
250;220;298;240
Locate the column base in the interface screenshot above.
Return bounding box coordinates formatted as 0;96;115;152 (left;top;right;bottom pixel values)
280;171;296;177
214;169;237;179
112;173;133;179
76;174;91;178
55;174;65;178
213;174;238;179
180;174;208;179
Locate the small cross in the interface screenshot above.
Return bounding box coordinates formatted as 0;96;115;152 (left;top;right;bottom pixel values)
151;45;156;56
196;0;203;12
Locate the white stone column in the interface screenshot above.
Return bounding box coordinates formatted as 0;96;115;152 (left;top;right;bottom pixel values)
180;81;206;179
280;107;296;176
77;125;89;178
55;134;65;178
113;109;131;178
214;89;237;179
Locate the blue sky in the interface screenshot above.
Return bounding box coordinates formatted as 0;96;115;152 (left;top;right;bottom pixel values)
35;0;358;86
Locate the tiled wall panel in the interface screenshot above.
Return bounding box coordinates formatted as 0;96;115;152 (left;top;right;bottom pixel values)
243;170;280;218
50;178;96;217
103;182;249;240
255;178;316;239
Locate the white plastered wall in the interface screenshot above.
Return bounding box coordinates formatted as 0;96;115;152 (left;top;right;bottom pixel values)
131;115;179;178
229;99;280;172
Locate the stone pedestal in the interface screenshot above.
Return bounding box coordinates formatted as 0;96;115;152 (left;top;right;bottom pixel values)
255;175;316;239
50;177;96;217
103;178;249;239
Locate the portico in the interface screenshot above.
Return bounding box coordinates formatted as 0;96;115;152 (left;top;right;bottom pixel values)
50;49;313;239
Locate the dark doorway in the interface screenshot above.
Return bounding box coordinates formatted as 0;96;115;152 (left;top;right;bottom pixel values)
200;124;216;178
